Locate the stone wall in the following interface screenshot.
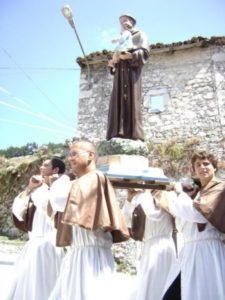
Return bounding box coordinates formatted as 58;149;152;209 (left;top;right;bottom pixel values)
76;38;225;159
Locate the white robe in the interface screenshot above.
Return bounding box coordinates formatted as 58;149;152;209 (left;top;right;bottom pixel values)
6;184;64;300
123;191;180;300
168;191;225;300
48;226;117;300
48;174;71;213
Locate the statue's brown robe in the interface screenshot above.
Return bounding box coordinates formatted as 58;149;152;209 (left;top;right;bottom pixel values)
59;170;130;246
107;29;150;141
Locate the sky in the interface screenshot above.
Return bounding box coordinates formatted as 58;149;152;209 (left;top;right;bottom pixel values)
0;0;225;150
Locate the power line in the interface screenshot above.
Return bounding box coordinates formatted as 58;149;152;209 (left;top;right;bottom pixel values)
0;118;74;137
0;100;75;132
0;86;32;109
0;66;80;71
2;48;77;126
0;86;76;132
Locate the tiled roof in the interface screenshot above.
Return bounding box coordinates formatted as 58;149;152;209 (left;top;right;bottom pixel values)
76;36;225;67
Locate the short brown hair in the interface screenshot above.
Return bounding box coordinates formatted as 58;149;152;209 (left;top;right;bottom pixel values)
191;151;218;171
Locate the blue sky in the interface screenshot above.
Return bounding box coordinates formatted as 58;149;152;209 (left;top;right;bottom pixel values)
0;0;225;149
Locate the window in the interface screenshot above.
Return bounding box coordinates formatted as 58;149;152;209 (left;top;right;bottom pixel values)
150;95;164;113
143;87;170;113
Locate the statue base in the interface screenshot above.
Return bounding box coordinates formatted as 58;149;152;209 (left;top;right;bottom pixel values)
97;154;148;170
97;154;171;190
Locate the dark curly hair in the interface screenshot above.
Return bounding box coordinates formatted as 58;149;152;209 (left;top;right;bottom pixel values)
51;157;65;174
191;151;218;171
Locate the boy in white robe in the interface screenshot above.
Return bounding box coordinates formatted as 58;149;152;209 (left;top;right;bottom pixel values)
155;151;225;300
123;189;180;300
6;157;68;300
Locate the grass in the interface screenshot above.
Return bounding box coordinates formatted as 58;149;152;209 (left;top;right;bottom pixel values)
0;235;26;246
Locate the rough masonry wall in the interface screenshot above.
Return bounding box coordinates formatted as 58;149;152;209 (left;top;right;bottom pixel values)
77;44;225;157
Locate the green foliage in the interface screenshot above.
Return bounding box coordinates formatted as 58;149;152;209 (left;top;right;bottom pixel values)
0;142;38;158
0;235;26;245
0;169;7;176
0;142;64;158
147;137;202;179
0;156;42;237
115;259;136;274
0;156;7;168
46;143;64;155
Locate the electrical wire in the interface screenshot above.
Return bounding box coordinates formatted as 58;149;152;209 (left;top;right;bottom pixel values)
2;48;77;126
0;100;75;132
0;86;32;109
0;86;77;134
0;67;80;71
0;118;74;137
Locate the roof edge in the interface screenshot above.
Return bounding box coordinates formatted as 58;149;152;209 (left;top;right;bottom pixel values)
76;36;225;67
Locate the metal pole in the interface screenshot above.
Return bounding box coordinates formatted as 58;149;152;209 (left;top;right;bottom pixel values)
61;5;91;88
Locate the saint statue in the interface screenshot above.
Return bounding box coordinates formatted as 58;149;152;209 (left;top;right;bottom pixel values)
106;14;150;141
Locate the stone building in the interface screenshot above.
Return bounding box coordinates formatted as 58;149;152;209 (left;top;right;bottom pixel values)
76;36;225;158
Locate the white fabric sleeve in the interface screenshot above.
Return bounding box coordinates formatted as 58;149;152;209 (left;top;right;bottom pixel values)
31;184;49;214
122;200;136;228
122;191;165;226
140;192;166;221
12;194;29;221
49;175;71;213
168;191;207;223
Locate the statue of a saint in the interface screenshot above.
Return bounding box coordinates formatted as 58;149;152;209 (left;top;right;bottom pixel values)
106;14;150;141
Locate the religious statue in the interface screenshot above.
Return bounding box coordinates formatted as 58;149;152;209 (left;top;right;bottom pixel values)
106;14;150;141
